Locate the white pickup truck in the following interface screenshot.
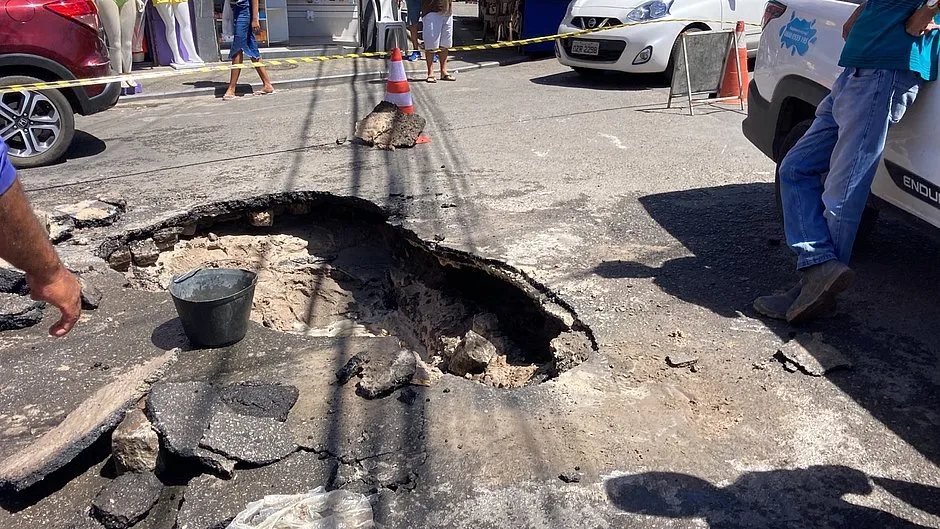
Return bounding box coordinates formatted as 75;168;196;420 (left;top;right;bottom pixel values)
743;0;940;236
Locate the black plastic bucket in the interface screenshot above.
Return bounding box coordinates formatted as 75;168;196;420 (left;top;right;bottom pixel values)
168;268;258;348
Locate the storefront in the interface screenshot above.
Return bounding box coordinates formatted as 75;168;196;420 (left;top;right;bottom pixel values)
130;0;366;69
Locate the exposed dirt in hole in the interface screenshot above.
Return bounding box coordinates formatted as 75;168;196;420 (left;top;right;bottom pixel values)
116;201;594;389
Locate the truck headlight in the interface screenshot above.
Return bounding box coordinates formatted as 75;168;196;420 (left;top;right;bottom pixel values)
627;0;673;21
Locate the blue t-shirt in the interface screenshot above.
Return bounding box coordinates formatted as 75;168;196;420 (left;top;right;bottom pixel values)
840;0;940;81
0;142;16;195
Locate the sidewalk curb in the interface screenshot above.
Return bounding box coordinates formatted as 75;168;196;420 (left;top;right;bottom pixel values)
121;55;532;103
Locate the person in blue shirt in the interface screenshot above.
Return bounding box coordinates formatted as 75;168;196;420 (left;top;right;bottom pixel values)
755;0;940;323
0;142;81;337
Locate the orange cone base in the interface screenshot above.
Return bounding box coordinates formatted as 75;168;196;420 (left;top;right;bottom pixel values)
416;135;432;145
718;47;749;104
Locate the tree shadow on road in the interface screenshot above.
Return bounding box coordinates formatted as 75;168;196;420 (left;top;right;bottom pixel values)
593;183;940;467
606;466;938;529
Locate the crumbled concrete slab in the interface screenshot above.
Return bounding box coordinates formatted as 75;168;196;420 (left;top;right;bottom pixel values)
79;278;103;311
145;382;235;477
354;102;427;150
0;349;179;492
338;347;418;400
54;200;123;229
776;333;852;376
91;472;162;529
175;451;335;529
218;381;298;422
128;240;160;267
111;409;160;474
447;330;496;376
0;294;44;331
551;331;595;373
199;408;297;466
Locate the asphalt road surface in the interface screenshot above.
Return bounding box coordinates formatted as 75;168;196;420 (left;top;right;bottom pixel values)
7;58;940;528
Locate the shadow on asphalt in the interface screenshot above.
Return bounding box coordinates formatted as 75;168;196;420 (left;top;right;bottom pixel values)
594;183;940;468
530;70;669;91
182;81;255;98
151;318;193;352
45;131;107;166
605;466;937;528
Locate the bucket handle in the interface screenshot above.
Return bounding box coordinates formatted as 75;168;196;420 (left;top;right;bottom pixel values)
173;267;203;284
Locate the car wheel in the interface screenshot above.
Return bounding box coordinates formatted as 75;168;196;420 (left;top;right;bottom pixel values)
573;67;604;79
774;118;879;244
665;27;704;84
0;76;75;169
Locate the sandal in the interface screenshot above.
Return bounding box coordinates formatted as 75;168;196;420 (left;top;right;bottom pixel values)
222;93;236;101
426;76;437;83
253;89;275;96
440;73;456;81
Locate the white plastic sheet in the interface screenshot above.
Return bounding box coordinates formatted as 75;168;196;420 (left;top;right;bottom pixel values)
227;487;375;529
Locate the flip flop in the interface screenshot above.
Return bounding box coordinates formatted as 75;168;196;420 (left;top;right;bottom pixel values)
440;73;456;81
426;76;437;83
253;90;275;96
222;94;236;101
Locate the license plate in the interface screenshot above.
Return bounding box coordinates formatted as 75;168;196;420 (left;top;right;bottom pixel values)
570;40;600;56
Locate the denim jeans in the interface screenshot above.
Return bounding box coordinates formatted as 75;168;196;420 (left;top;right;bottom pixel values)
778;67;922;270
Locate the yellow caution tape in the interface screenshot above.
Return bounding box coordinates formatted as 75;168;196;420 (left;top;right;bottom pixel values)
0;19;760;93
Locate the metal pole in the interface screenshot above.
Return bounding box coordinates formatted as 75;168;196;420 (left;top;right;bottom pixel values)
682;35;693;116
734;23;745;111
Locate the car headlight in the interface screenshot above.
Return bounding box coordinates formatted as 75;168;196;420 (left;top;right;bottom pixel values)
626;0;674;21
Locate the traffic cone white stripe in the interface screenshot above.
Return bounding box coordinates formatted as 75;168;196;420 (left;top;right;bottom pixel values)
383;48;416;115
385;91;413;108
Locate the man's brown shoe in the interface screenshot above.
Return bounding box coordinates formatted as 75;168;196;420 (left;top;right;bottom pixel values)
786;260;854;323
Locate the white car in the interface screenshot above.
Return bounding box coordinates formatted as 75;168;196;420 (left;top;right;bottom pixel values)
744;0;940;236
556;0;764;78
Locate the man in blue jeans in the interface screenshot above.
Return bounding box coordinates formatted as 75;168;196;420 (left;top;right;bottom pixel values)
0;142;81;337
754;0;940;323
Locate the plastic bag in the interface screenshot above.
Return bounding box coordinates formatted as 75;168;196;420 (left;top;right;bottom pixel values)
227;487;375;529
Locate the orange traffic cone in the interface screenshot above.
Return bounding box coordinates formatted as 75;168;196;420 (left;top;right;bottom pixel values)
384;48;414;114
718;21;749;103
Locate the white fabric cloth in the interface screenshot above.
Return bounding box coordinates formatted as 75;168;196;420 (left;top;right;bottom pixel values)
423;11;453;49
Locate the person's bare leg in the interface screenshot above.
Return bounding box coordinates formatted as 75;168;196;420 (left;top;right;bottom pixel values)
426;51;435;80
439;48;449;77
409;24;420;52
252;59;274;93
224;51;243;99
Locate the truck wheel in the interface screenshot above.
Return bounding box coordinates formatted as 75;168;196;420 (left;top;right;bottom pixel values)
774;118;879;244
0;76;75;169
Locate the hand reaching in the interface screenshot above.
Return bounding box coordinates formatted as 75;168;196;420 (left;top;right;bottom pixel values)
27;265;81;337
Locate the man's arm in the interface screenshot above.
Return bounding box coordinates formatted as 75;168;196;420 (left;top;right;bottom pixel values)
843;2;866;40
250;0;261;34
907;3;940;36
0;179;81;337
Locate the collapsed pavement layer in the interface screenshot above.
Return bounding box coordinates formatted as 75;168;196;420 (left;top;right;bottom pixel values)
106;193;596;389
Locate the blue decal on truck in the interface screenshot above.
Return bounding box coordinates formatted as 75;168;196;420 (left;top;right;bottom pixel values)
779;13;818;56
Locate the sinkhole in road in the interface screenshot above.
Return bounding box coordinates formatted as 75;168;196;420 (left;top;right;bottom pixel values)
102;194;595;389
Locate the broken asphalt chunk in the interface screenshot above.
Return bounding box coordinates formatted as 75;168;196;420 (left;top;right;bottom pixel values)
219;381;299;422
0;268;28;295
199;408;297;466
0;293;44;331
54;199;123;229
666;353;700;369
0;349;178;492
91;472;162;529
146;381;235;477
79;277;103;310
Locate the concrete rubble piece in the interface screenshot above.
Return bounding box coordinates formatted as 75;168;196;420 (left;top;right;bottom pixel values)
354;101;427;150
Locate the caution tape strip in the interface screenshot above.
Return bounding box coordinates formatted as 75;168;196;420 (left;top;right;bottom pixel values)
0;18;760;93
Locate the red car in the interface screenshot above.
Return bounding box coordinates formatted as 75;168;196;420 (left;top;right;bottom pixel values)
0;0;120;168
